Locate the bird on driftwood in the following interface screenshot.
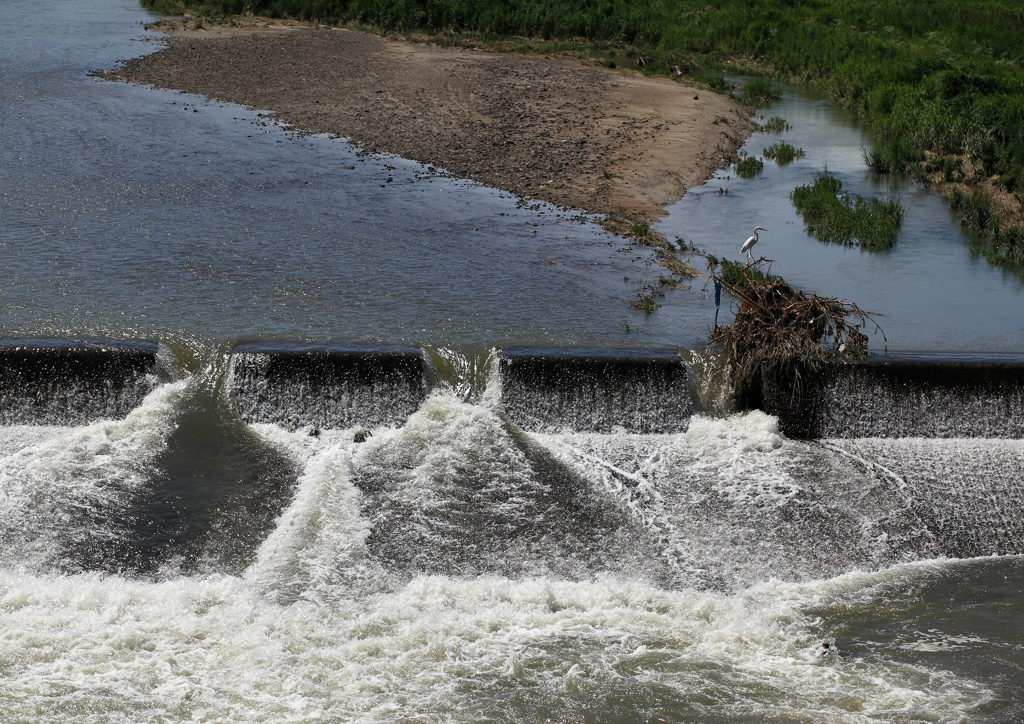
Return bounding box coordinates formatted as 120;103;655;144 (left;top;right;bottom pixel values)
740;227;766;262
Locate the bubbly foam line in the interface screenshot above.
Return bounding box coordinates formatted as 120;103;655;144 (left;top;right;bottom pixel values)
535;432;715;588
820;440;939;553
533;411;957;589
245;435;384;604
0;561;994;723
0;380;188;572
822;436;1024;558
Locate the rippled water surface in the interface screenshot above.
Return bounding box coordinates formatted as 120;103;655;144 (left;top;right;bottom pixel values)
2;1;1024;722
0;0;704;349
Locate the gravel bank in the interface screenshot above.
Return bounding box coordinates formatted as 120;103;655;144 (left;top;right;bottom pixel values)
102;21;751;232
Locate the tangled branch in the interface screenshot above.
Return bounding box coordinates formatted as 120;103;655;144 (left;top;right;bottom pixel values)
709;260;883;408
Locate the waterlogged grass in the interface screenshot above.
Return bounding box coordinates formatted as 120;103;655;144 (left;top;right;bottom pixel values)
952;188;1024;266
950;188;999;236
739;77;779;104
660;256;699;278
754;116;790;134
633;282;664;313
734;154;764;179
791;175;905;252
762;142;805;165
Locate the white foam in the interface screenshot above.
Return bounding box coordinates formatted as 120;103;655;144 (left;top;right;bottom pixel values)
0;561;992;723
534;411;938;588
245;431;384;604
0;380;188;571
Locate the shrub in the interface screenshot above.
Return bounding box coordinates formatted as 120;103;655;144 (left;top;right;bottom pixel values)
763;142;805;165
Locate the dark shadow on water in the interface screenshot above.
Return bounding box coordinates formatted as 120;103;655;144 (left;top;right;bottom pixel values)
97;389;299;576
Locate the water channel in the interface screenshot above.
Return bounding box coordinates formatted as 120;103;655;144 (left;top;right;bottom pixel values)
659;83;1024;353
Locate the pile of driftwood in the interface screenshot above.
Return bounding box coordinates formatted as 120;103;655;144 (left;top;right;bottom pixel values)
710;261;876;409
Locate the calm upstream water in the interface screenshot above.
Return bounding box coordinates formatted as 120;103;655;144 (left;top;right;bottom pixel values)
1;1;1023;722
659;83;1024;353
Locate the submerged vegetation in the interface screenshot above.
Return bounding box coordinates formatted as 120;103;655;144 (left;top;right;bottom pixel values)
754;116;790;134
791;174;905;252
734;154;764;179
633;282;664;314
762;142;804;166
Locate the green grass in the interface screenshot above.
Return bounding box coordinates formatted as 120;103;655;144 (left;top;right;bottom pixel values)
704;254;784;289
739;77;780;104
762;142;805;165
734;154;764;179
951;188;1024;265
949;188;998;235
791;174;905;251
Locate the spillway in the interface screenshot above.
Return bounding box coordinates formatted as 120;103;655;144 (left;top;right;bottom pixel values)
497;347;694;433
0;338;165;425
762;353;1024;438
230;342;430;430
1;339;1022;722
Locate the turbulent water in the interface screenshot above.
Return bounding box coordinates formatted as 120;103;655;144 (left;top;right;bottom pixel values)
2;0;1023;721
1;367;1022;722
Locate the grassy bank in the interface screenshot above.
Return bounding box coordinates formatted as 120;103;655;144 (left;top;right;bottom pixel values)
143;0;1024;267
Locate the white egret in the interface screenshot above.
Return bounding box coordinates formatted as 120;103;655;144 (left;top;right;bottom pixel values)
740;226;766;261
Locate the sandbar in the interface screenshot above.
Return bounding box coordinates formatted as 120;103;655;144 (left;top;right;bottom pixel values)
102;20;751;234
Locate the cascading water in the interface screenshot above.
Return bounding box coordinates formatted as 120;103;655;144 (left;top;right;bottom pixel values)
3;0;1023;715
1;341;1022;721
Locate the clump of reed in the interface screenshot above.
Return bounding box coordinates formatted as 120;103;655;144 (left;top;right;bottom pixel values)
754;116;790;134
763;141;805;165
739;77;780;104
734;154;764;179
791;174;905;251
951;188;1024;265
862;138;921;175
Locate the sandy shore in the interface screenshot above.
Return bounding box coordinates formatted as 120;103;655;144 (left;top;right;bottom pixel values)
102;20;750;235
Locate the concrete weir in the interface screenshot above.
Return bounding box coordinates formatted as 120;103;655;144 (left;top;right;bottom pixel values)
230;342;430;429
0;338;160;425
497;347;693;434
763;354;1024;439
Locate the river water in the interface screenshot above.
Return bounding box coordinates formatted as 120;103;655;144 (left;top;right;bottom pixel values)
1;1;1023;722
658;83;1024;353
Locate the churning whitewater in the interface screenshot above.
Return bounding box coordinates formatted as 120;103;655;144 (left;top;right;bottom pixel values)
1;356;1018;722
2;0;1022;717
